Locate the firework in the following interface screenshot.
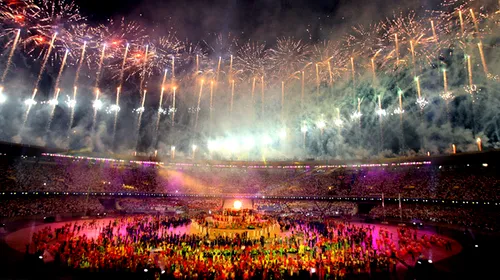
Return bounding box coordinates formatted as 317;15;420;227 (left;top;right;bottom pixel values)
67;86;77;132
120;34;181;81
1;28;20;83
21;88;38;130
154;86;165;145
118;43;129;86
350;57;355;86
440;91;455;102
33;32;57;89
171;86;176;127
151;34;181;73
230;79;235;116
47;47;68;130
269;37;311;79
91;89;101;131
377;95;385;150
203;32;238;59
382;12;435;70
209;81;214;125
72;40;86;85
195;79;204;129
53;48;68;93
376;107;387;117
301;71;305;108
92;17;146;53
94;43;106;89
281;81;285;122
316;118;326;135
345;23;386;58
134;89;147;151
0;0;498;157
260;76;265;114
179;40;207;76
20;0;84;63
0;86;6;104
235;41;268;78
112;86;120;143
416;97;429;110
477;41;488;75
46;87;61;130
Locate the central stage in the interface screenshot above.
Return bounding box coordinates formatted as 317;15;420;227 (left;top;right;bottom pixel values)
5;216;462;269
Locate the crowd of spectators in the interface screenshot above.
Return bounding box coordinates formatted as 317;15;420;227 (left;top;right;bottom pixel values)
2;157;499;201
0;197;104;218
116;198;223;213
0;158;159;193
1;155;499;232
253;200;357;217
369;205;500;232
261;166;500;201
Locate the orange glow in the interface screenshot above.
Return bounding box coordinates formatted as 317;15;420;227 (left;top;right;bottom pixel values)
14;15;24;23
34;36;45;44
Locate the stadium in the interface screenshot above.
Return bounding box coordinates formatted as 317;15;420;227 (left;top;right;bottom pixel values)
0;0;499;279
0;140;499;279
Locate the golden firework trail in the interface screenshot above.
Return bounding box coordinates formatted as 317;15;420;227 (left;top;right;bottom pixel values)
118;43;130;88
112;86;121;141
301;71;305;108
34;33;57;91
94;43;107;89
1;29;20;83
281;81;285;122
195;79;204;129
171;86;177;127
458;10;464;36
73;41;87;87
477;41;488;75
230;79;235;116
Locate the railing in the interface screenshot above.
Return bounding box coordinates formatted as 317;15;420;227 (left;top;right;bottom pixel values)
1;190;499;206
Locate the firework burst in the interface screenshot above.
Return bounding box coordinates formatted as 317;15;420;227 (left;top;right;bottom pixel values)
268;37;311;80
345;23;387;58
5;0;86;63
310;40;348;84
235;41;269;79
203;32;238;58
178;40;208;77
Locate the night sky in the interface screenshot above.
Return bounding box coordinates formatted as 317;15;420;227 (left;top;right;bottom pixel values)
74;0;438;43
